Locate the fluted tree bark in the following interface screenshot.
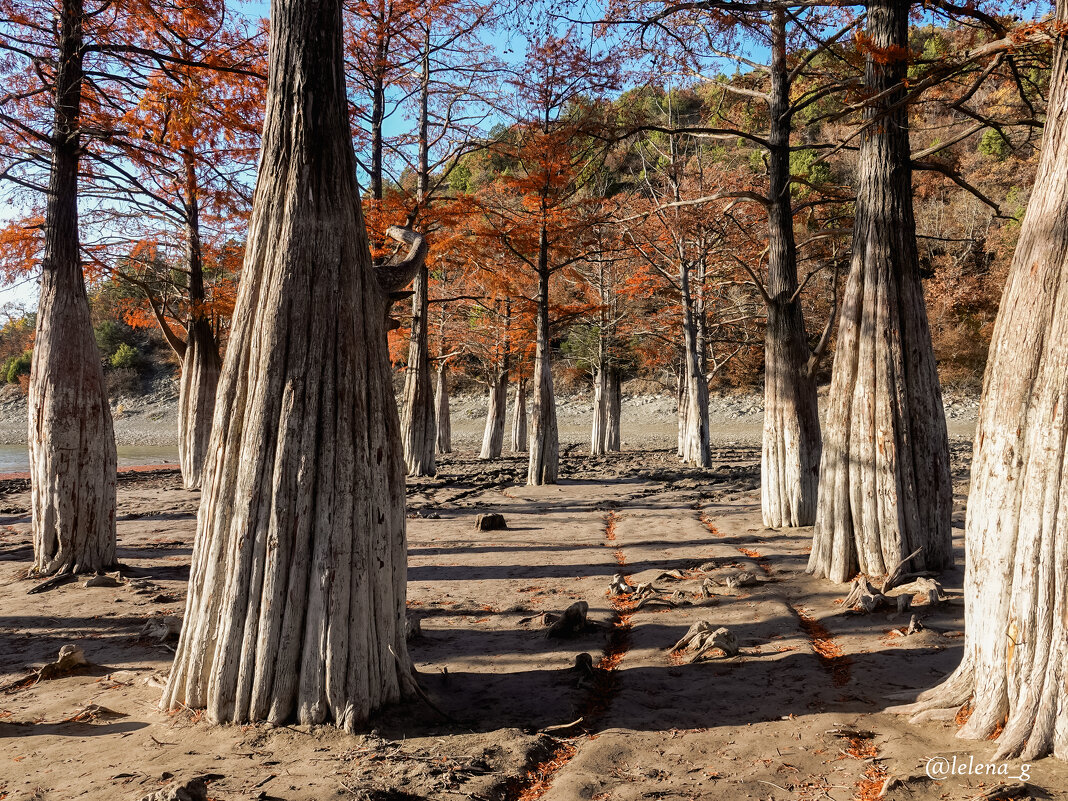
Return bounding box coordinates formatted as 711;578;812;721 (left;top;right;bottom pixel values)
162;0;423;730
399;28;435;477
510;377;527;453
808;0;951;583
29;0;117;577
434;359;451;454
401;262;435;475
760;6;823;528
889;0;1068;760
528;243;559;484
479;368;508;459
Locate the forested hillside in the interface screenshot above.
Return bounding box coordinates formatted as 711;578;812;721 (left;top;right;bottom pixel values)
0;20;1047;400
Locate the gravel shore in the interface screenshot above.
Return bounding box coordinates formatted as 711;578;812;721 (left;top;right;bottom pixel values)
0;379;980;448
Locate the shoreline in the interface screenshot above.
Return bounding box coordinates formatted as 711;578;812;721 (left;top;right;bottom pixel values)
0;385;981;449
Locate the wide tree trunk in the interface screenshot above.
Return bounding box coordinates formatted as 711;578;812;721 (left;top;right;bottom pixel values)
510;378;527;453
434;360;451;454
592;365;621;455
761;8;822;528
808;0;951;583
528;262;559;485
890;0;1068;760
162;0;421;730
401;264;436;476
29;0;117;577
479;369;508;459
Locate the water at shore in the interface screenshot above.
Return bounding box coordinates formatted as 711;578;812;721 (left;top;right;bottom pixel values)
0;444;180;473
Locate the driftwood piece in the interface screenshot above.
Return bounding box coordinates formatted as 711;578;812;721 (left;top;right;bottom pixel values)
669;622;739;662
141;616;182;642
880;546;924;593
608;573;631;595
474;513;507;531
966;783;1029;801
725;570;760;589
545;601;591;638
138;775;215;801
0;644;88;693
83;571;124;588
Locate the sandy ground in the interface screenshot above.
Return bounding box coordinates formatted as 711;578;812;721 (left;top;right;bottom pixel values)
2;429;1065;801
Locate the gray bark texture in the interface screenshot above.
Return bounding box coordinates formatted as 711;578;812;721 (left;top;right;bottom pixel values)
680;266;710;467
401;264;436;476
177;318;221;490
591;365;621;455
510;378;527;453
29;0;117;577
760;8;822;528
174;189;221;491
161;0;419;730
479;369;508;460
808;0;951;583
889;0;1068;761
434;360;451;454
528;265;559;484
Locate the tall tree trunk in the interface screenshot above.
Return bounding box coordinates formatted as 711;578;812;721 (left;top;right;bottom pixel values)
761;8;822;528
435;360;451;454
680;264;710;467
401;264;435;475
528;258;559;485
400;30;435;477
162;0;421;730
510;377;527;453
479;369;508;459
808;0;951;583
177;154;221;491
591;363;608;457
889;1;1068;760
29;0;117;577
604;366;621;452
676;365;687;458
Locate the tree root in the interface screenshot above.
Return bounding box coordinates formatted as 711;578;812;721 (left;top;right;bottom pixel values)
141;616;182;642
843;575;945;614
668;622;739;662
27;572;78;595
0;644;88;693
544;601;597;638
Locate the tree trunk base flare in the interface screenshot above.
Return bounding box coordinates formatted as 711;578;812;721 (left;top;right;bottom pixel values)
761;300;821;528
161;0;418;731
401;264;436;477
888;2;1068;761
479;371;508;460
177;318;221;490
29;298;118;577
510;378;527;453
808;0;951;584
681;362;710;468
591;366;621;456
434;361;451;454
